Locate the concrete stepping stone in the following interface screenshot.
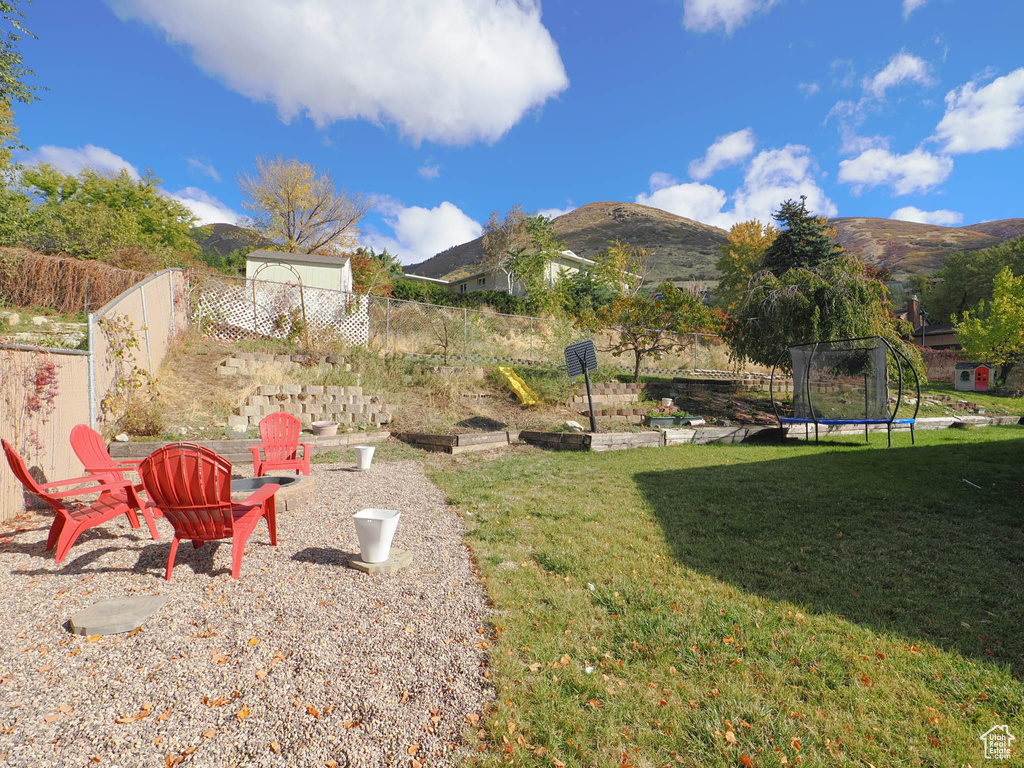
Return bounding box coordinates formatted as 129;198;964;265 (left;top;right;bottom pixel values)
69;595;168;636
348;548;413;575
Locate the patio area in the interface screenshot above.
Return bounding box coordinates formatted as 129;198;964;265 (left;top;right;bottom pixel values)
0;459;491;767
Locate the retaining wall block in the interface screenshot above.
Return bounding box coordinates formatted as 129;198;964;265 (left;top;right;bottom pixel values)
227;415;248;428
306;385;324;395
281;385;302;396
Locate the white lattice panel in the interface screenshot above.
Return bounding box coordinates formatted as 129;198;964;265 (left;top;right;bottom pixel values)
194;276;369;345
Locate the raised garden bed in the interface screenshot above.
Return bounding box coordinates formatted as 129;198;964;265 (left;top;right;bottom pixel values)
109;430;391;466
394;430;516;455
519;430;663;452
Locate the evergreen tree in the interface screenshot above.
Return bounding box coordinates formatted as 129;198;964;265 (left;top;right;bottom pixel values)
760;196;842;276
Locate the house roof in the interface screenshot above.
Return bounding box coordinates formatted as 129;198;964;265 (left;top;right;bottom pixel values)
955;361;993;370
912;322;956;336
246;249;350;268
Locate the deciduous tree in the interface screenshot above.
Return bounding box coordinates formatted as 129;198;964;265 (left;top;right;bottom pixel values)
591;239;649;297
481;204;529;293
714;219;778;310
955;267;1024;386
238;156;371;254
596;281;723;381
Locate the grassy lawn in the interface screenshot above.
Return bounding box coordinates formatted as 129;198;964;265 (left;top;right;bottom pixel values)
917;382;1024;416
432;427;1024;767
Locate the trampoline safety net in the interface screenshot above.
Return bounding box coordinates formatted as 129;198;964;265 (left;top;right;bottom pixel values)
790;338;891;421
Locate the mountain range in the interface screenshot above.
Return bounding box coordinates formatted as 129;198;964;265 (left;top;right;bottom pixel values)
404;202;1024;285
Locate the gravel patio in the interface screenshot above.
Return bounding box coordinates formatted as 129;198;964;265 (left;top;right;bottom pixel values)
0;459;491;767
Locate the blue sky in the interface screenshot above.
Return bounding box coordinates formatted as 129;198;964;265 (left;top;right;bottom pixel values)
12;0;1024;264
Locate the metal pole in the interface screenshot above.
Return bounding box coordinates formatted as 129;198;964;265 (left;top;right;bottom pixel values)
463;308;468;358
530;318;534;359
583;360;598;433
87;313;96;430
385;298;391;354
140;285;154;375
168;271;176;332
694;333;698;369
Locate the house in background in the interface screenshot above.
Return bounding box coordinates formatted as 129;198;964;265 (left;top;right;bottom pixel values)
895;295;961;350
404;250;597;297
245;250;354;293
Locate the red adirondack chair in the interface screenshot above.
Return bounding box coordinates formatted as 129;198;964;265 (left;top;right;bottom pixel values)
2;438;154;564
69;423;154;494
250;412;312;477
138;444;279;580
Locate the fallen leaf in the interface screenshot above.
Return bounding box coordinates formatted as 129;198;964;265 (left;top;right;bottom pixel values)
255;669;267;680
248;638;259;647
790;737;802;751
722;637;734;644
203;729;216;739
57;705;71;714
658;699;667;707
553;759;566;768
43;714;60;723
270;741;281;754
325;762;338;768
740;755;754;767
725;730;738;745
528;663;542;673
157;708;171;722
236;705;251;720
407;743;419;756
342;720;361;729
306;705;321;719
861;676;872;688
400;690;409;704
465;713;479;726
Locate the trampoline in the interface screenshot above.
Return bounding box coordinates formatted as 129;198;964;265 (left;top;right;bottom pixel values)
769;336;920;447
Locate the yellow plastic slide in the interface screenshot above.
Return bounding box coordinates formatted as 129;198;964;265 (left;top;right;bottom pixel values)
498;366;539;405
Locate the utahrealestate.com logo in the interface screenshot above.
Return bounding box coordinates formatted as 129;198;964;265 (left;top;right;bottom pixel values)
980;725;1015;760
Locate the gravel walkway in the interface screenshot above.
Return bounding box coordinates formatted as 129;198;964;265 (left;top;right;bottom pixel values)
0;459;491;767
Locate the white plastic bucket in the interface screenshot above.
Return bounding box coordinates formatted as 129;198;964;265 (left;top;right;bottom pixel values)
352;508;401;563
354;445;375;470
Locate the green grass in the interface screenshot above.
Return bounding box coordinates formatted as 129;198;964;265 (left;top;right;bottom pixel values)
431;427;1024;767
918;382;1024;416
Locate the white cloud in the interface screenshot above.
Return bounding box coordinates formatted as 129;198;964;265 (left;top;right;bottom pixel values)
933;68;1024;154
688;127;756;180
891;206;963;226
25;144;141;179
798;82;820;98
637;144;836;229
732;145;837;223
187;157;221;182
863;51;935;99
636;179;731;228
838;147;953;195
681;0;782;34
364;200;482;264
418;164;441;180
537;203;576;219
903;0;929;19
108;0;569;146
170;186;240;225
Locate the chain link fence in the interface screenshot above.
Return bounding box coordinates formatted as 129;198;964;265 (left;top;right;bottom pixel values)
190;273;748;375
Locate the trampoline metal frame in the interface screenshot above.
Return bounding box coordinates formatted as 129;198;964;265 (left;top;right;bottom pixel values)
769;336;921;447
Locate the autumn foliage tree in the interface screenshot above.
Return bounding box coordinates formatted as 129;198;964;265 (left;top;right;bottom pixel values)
238;156;372;254
713;219;778;310
955;267;1024;386
721;199;915;372
596;282;723;381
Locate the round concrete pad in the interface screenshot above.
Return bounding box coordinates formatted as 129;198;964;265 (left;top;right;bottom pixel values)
69;595;169;636
348;548;413;575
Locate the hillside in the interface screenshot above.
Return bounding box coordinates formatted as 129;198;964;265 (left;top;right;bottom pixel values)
405;202;730;285
406;203;1024;287
828;217;1024;281
192;223;271;256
